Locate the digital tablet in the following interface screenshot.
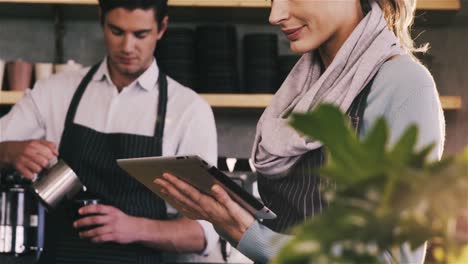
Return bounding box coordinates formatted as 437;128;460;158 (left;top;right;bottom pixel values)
117;155;277;220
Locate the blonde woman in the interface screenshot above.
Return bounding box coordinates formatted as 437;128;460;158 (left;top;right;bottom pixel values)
155;0;445;263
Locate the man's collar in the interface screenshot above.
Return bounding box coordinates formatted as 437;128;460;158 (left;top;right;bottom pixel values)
92;57;159;92
137;59;159;91
92;58;110;82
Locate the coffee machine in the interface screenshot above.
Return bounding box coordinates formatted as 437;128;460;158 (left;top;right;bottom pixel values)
0;159;87;264
0;167;42;259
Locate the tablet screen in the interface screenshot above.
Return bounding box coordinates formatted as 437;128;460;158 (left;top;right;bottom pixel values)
117;155;276;220
207;166;263;210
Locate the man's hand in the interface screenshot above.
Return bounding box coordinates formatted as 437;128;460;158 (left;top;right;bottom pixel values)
74;204;142;244
0;140;58;179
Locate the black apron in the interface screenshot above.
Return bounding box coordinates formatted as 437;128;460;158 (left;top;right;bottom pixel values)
258;79;373;234
38;63;168;264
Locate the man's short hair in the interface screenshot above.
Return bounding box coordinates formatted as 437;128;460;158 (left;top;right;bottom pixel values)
98;0;168;27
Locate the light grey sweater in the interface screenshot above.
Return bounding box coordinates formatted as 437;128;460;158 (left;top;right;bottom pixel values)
237;55;446;263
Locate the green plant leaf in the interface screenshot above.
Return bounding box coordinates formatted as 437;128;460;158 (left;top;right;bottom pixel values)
275;104;467;264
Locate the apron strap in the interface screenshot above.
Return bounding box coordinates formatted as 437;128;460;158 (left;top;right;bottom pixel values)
154;72;168;154
346;75;375;132
63;64;100;130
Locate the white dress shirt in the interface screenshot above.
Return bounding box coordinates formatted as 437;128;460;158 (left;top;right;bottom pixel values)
0;58;219;256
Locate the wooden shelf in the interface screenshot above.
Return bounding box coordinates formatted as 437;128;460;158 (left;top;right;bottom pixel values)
206;94;463;110
0;0;96;4
0;91;23;105
439;95;463;110
0;0;461;10
417;0;461;10
202;94;273;108
169;0;269;8
0;91;273;108
0;91;462;110
0;0;268;7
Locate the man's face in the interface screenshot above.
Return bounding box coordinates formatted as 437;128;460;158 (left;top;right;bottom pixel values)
103;7;167;79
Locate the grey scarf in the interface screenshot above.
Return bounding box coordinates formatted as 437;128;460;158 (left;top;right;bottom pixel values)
252;1;405;178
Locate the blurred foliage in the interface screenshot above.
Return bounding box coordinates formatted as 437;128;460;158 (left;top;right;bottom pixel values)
273;104;468;264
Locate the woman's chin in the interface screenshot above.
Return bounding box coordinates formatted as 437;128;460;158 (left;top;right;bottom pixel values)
290;42;314;55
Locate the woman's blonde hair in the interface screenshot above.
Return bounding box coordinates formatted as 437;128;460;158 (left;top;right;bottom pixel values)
362;0;428;57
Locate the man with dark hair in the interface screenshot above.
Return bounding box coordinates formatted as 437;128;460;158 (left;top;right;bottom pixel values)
0;0;218;263
98;0;168;29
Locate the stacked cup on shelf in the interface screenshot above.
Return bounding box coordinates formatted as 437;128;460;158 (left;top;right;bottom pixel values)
35;60;83;83
195;25;239;93
0;59;83;92
5;60;33;91
0;58;33;91
35;62;54;82
155;28;196;89
150;25;300;95
53;60;83;75
34;60;83;85
243;33;279;94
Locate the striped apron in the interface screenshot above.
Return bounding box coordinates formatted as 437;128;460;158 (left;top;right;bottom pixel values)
38;63;168;264
257;80;373;234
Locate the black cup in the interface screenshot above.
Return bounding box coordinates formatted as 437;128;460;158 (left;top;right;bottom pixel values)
70;198;103;232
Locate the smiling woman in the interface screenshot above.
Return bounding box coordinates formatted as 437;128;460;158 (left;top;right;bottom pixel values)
154;0;445;263
269;0;365;62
